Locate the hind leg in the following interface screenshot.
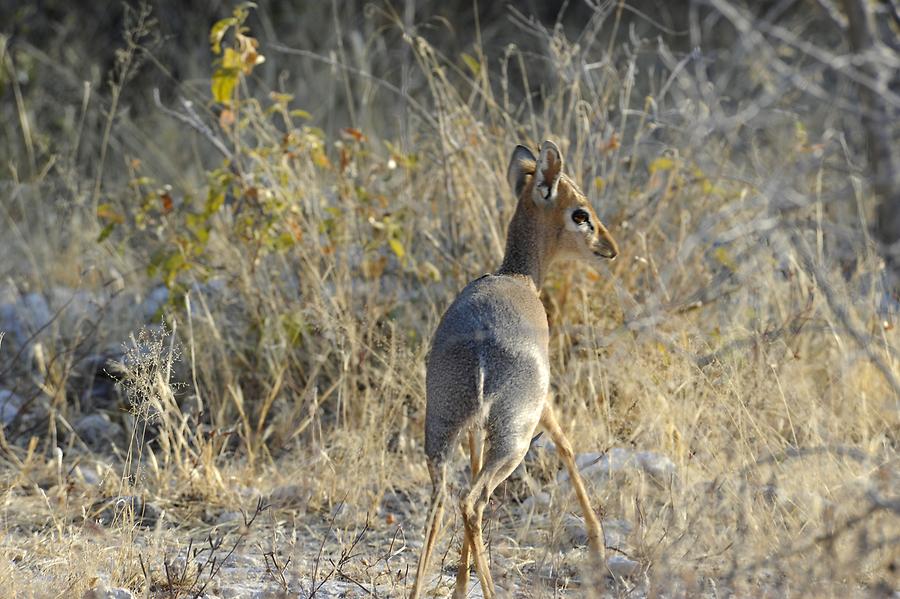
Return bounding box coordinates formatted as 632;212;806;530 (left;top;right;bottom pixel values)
409;461;447;599
541;403;606;563
456;425;537;599
454;429;482;599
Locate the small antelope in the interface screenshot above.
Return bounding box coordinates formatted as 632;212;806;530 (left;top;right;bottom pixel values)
409;141;619;599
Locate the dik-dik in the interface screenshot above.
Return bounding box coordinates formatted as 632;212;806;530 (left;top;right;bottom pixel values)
409;141;619;599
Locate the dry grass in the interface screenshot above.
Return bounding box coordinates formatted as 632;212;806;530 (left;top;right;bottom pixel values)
0;2;897;597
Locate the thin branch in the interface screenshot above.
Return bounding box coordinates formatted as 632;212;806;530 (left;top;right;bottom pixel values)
792;231;900;397
152;89;233;160
709;0;900;107
268;42;440;133
813;0;848;30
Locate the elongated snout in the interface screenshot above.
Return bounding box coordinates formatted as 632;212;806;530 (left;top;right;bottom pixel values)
594;225;618;260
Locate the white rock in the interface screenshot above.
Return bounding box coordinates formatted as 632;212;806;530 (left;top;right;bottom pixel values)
75;465;101;486
606;555;640;578
0;390;24;426
526;433;557;459
520;491;551;510
82;587;134;599
329;501;361;527
602;519;633;550
635;450;676;481
268;483;308;507
558;448;675;487
217;584;282;599
20;292;51;331
74;413;124;447
563;513;591;546
216;510;243;524
141;285;169;320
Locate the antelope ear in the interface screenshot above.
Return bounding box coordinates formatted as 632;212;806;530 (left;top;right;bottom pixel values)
533;140;563;205
507;144;536;197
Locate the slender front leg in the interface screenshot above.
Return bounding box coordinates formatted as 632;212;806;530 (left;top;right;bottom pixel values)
454;429;483;599
540;403;607;563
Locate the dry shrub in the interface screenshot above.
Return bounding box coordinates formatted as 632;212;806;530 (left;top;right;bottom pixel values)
0;2;897;597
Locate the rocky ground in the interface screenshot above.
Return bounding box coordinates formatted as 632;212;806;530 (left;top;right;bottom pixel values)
2;284;662;599
69;437;667;599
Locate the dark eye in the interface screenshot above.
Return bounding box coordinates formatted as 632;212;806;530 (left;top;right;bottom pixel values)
572;209;590;225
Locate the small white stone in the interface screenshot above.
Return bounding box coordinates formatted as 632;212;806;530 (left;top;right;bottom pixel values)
606;555;640;578
563;513;589;546
81;587;135;599
74;413;124;447
602;519;633;550
216;510;243;524
520;491;551;510
0;390;23;426
557;448;676;487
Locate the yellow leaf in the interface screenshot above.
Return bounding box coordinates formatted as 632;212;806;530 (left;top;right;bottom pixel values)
211;67;239;105
461;52;481;77
593;176;605;191
794;120;808;145
269;91;294;104
420;261;441;281
713;247;737;271
209;17;236;54
312;148;331;169
649;157;675;174
222;47;241;69
388;238;405;260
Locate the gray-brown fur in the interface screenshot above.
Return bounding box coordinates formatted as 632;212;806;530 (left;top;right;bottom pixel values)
409;141;617;599
425;273;549;466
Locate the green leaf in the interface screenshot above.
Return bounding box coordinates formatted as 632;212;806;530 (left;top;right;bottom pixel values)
193;224;209;244
97;223;116;243
97;203;124;224
162;252;186;288
273;231;295;251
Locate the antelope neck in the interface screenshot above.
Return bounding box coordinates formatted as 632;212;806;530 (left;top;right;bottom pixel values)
496;199;553;290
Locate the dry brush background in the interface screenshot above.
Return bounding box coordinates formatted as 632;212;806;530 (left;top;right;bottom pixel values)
0;1;898;597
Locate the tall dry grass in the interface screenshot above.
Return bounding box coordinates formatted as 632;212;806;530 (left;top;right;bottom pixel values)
0;1;897;597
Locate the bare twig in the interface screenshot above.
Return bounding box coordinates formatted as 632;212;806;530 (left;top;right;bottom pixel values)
842;0;900;291
268;42;440;132
813;0;848;30
792;232;900;397
152;89;233;160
